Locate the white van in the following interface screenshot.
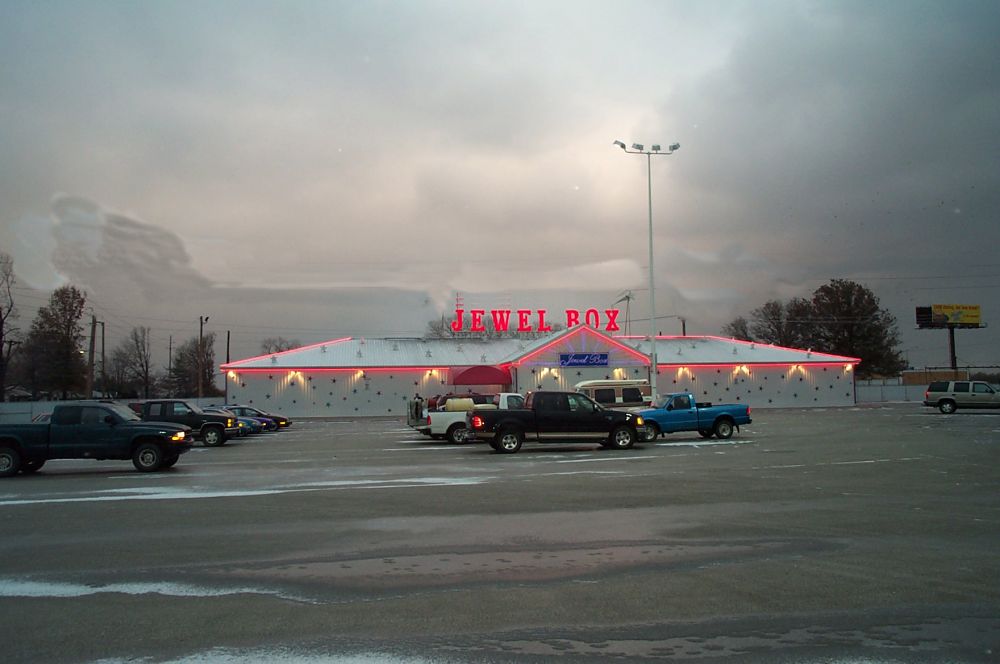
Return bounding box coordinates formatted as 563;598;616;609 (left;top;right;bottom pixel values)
574;379;651;407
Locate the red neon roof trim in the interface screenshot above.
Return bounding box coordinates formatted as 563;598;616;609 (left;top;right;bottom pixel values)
656;361;858;368
227;366;452;374
515;325;650;366
221;337;352;369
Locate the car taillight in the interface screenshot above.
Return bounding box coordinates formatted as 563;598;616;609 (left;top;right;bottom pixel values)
471;415;484;429
747;407;752;416
426;415;432;425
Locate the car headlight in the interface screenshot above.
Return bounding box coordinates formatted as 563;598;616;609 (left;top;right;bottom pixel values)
171;431;186;441
635;416;644;426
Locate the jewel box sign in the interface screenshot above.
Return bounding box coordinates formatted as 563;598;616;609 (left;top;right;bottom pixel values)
449;308;621;333
559;353;609;367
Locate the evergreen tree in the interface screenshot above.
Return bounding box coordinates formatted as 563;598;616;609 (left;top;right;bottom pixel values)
167;332;223;397
23;286;88;398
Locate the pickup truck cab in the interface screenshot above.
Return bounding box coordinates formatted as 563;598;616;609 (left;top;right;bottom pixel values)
416;393;524;443
467;390;645;454
137;399;239;446
0;401;193;476
637;393;752;440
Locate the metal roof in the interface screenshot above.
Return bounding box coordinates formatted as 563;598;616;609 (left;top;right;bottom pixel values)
222;336;528;370
629;335;859;365
221;331;860;371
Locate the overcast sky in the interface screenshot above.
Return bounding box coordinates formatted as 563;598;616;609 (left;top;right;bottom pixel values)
2;0;998;371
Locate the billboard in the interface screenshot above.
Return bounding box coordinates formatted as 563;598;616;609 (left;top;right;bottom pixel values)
916;304;982;328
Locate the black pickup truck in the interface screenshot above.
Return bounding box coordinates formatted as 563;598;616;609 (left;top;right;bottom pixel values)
466;390;646;454
135;399;239;446
0;401;193;476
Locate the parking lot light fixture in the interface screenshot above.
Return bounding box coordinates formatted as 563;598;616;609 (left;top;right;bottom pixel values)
613;139;680;404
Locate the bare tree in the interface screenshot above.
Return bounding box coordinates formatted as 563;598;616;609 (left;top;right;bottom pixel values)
126;326;156;397
261;336;301;354
720;316;752;341
0;253;19;401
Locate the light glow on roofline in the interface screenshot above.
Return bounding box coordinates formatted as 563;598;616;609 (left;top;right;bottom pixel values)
227;366;452;374
220;337;352;370
615;334;861;363
657;361;857;369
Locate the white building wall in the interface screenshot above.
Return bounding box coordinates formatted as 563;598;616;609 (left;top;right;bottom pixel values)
224;368;453;418
655;364;856;408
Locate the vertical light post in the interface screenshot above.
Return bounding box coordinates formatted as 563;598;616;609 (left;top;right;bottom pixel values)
613;140;680;404
198;315;210;399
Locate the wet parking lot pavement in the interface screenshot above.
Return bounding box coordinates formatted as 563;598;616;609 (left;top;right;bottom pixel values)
0;404;998;663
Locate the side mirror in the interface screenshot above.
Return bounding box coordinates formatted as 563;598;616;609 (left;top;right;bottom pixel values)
666;404;673;411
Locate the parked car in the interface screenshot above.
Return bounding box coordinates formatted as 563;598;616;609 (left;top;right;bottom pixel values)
467;390;645;454
0;401;192;476
923;380;1000;413
574;379;652;407
224;404;291;428
415;393;524;443
135;399;239;446
202;407;263;436
636;392;752;440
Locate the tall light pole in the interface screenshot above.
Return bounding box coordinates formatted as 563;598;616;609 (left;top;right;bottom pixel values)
613;140;680;404
198;315;210;399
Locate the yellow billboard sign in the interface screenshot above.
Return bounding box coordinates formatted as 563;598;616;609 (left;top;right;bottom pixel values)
932;304;981;326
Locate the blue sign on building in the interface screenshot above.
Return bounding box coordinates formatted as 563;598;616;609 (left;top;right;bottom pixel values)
559;353;609;367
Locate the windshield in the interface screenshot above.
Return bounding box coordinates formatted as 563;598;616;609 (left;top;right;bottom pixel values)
106;403;141;422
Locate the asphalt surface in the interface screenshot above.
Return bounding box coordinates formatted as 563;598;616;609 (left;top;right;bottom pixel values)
0;404;998;663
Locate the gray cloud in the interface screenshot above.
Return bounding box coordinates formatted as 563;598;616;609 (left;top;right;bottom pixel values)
2;1;998;369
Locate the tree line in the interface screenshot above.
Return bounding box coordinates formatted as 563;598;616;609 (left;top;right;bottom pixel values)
0;252;224;401
721;279;907;379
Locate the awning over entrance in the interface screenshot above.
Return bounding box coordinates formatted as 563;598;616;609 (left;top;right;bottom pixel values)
451;365;512;385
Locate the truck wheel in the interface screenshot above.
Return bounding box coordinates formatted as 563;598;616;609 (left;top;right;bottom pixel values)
609;426;636;450
698;429;713;439
713;419;734;439
495;428;522;454
447;423;470;444
21;459;45;474
132;443;164;472
939;400;957;414
645;422;661;441
161;454;180;469
0;446;21;478
202;426;225;447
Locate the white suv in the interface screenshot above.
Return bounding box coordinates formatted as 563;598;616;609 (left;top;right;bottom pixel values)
923;380;1000;413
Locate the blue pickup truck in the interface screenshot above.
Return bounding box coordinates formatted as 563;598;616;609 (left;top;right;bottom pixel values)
0;401;193;476
637;392;751;441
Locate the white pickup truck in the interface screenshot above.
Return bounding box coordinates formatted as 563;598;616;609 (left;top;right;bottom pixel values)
412;393;524;444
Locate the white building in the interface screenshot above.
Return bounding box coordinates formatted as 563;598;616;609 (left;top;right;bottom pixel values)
220;326;860;418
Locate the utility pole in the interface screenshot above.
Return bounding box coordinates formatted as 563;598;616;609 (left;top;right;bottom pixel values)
86;314;97;397
98;321;106;397
198;315;209;398
168;335;173;397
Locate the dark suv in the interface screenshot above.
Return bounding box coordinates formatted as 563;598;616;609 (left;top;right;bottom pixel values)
138;399;240;445
923;381;1000;413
